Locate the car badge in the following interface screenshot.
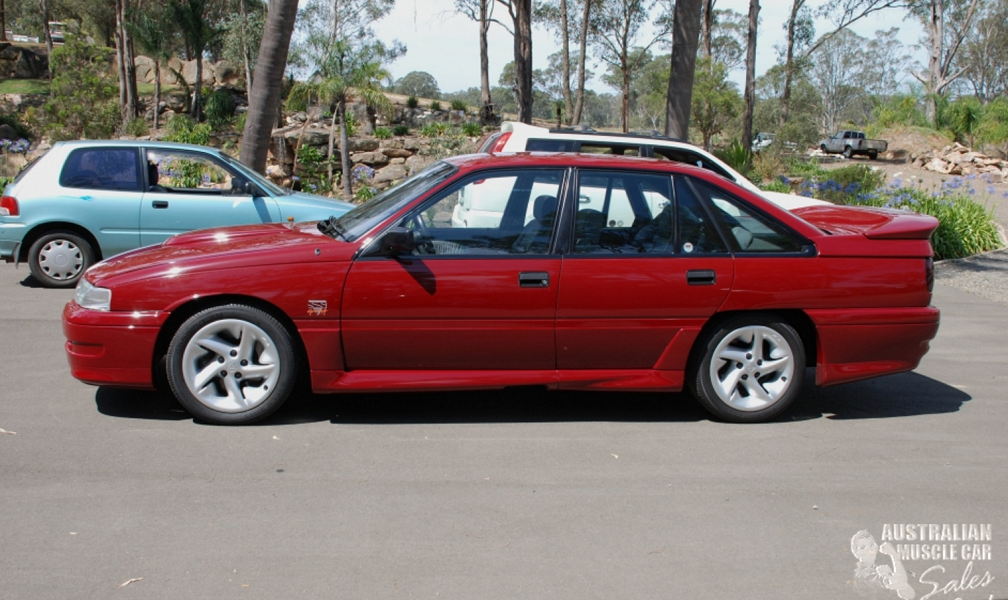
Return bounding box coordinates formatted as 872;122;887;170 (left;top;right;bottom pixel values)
307;300;328;317
683;242;694;253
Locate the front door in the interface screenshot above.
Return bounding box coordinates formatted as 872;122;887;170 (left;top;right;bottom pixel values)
140;148;281;246
556;170;734;371
341;168;568;372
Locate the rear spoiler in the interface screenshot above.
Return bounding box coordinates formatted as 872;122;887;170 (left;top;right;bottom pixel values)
793;205;938;240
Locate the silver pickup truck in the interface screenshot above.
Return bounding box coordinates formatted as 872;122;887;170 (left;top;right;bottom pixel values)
818;130;887;160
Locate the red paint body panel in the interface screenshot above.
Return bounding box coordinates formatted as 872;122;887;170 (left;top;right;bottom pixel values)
60;153;942;411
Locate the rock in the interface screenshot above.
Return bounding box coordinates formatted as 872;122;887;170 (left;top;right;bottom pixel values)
286;112;308;125
382;147;412;159
0;123;19;140
924;157;947;173
348;138;379;152
403;138;421;152
351;151;389;166
299;127;331;147
389;157;406;165
912;157;926;169
449;110;466;125
167;57;184;79
181;59;216;86
213;61;241;87
948;163;963;176
266;164;291;180
405;154;431;173
134;55;157;83
164;92;188;112
372;164;408;184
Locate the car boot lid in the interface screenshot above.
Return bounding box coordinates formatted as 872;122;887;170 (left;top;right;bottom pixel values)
793;205;938;240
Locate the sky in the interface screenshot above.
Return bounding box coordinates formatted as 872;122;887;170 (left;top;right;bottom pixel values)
359;0;927;95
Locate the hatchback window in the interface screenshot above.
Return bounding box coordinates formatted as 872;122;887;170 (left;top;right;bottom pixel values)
60;147;141;191
402;169;565;256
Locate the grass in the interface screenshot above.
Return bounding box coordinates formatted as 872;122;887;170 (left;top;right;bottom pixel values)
0;79;50;94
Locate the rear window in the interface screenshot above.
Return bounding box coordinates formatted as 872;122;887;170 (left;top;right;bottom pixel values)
60;147;142;192
12;150;48;184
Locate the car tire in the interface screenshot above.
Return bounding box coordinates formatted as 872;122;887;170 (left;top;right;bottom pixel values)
843;146;853;159
166;304;298;425
28;230;95;288
688;314;805;423
820;144;827;153
869;151;878;160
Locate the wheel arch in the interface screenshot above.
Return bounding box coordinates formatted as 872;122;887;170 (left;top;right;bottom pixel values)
689;309;818;370
19;222;103;263
151;294;310;392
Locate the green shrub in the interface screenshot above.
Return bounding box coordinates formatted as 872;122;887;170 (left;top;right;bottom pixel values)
165;114;212;145
235;112;247;133
344;112;358;137
125;117;149;137
204;90;236;129
0;176;13;189
461;122;482;137
41;34;119;140
393;125;410;136
406;95;419;109
750;149;786;184
419;124;438;138
294;144;334;195
759;178;791;194
429;100;442;112
450;99;467;111
714;140;751;178
374;127;393;139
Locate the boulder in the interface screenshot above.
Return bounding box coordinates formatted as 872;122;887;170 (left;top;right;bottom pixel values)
298;127;331;148
948;163;963;176
134;55;157;84
403;138;421;152
181;59;215;86
389;157;406;165
348;138;380;152
0;123;19;140
164;92;188;113
405;154;431;173
372;164;408;184
213;61;242;88
382;147;412;159
351;151;389;166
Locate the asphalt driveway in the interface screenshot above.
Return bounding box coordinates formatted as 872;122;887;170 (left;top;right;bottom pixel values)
0;265;1005;599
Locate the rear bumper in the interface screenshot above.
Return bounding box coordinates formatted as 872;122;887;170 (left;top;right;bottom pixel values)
808;306;940;386
62;302;167;389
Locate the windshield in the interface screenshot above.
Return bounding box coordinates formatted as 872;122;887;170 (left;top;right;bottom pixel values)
333;161;457;242
217;152;289;196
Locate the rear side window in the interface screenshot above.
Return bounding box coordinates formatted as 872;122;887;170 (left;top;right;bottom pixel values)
578;143;640;156
652;147;734;181
691;180;805;253
60;147;141;191
527;138;576;152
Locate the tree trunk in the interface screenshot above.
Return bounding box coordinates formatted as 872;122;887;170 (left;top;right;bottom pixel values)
741;0;759;153
665;0;702;139
621;65;629;133
701;0;713;58
114;0;137;126
572;0;591;125
339;100;353;201
240;0;299;173
924;0;943;127
514;0;533;124
114;0;127;109
328;108;338;183
780;0;801;127
125;35;139;122
1;0;7;42
559;0;572;123
153;62;162;131
479;0;492;110
240;0;254;90
39;0;52;74
191;56;203;119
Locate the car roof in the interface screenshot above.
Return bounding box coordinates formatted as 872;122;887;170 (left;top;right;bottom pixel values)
54;140;226;154
501;121;692;147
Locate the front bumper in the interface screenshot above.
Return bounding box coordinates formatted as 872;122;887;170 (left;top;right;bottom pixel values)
62;301;168;389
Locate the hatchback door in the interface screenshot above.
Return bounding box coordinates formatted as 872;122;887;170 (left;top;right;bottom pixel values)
556;171;734;372
341;168;567;372
140;148;282;246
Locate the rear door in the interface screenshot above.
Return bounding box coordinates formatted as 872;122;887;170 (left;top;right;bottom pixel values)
341;168;568;372
556;170;734;371
140;148;282;246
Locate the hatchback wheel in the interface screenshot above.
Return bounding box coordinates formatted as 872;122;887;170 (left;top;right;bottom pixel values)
28;231;94;288
167;305;297;424
689;315;805;423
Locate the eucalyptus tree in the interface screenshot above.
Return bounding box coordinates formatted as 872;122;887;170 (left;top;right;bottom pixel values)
454;0;498;118
664;0;701;139
128;5;175;131
908;0;981;125
172;0;222;120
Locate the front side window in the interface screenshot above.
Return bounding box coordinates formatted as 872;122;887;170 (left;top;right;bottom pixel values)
400;169;565;256
60;147;141;191
146;150;245;195
691;179;805;253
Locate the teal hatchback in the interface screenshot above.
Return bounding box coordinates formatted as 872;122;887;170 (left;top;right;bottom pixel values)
0;141;353;287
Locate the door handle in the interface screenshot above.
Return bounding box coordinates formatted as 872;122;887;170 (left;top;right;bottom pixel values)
152;200;169;209
686;269;716;286
519;271;549;288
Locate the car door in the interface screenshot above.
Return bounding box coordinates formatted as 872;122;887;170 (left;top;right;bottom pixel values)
139;148;282;246
555;170;734;372
340;168;568;372
57;146;144;256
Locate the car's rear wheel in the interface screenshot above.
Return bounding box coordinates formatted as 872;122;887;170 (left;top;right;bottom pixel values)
869;151;879;160
28;231;94;288
166;305;297;425
843;146;853;159
689;315;805;423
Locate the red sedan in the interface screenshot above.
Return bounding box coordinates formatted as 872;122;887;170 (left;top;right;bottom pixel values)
63;153;940;424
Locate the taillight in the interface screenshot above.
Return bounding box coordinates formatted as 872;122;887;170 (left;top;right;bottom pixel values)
925;257;934;292
0;196;18;217
489;131;512;153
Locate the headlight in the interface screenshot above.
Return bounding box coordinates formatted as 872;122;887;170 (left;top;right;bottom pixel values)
74;279;112;311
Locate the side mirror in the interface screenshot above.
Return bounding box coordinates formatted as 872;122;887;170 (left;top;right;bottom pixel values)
243;180;259;196
381;227;415;256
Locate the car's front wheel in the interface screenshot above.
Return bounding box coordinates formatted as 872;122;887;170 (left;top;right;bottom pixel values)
843;146;853;159
28;231;95;288
689;315;805;423
166;305;298;425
